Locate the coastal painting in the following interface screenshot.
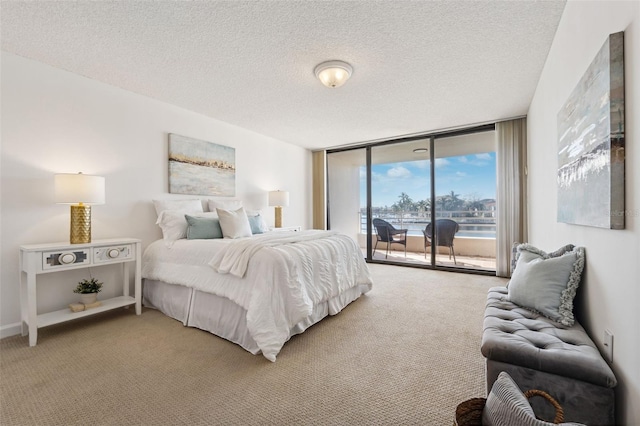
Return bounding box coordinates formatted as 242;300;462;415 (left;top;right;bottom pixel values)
557;31;624;229
168;134;235;196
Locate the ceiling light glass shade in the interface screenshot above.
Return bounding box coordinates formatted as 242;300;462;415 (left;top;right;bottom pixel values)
55;173;106;205
314;60;353;88
268;190;289;207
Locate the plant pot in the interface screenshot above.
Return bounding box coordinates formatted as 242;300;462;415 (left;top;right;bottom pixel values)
79;293;97;305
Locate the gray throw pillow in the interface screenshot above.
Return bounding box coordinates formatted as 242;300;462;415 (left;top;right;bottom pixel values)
482;372;585;426
185;215;223;239
483;372;537;426
507;244;585;326
511;242;575;276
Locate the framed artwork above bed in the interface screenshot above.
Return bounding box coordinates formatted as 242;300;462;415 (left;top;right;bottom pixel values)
168;133;236;196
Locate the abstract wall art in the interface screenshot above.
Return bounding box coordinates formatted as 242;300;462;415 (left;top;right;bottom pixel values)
168;134;236;196
557;31;625;229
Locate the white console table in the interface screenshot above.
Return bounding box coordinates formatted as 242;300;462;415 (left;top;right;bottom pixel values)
20;238;141;346
269;226;302;232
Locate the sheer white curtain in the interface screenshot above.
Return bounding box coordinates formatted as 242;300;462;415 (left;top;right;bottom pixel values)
496;118;528;277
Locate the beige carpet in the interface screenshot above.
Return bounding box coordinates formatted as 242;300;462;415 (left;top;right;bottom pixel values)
0;264;507;425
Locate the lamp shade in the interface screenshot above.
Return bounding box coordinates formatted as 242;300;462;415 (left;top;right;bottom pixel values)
55;173;105;205
268;190;289;207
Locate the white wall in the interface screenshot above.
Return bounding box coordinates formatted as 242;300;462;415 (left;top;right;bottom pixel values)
0;53;312;335
528;1;639;424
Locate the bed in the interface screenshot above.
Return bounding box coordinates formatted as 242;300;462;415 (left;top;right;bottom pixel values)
141;228;373;361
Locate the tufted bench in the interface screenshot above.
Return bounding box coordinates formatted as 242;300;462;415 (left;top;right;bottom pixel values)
481;287;616;425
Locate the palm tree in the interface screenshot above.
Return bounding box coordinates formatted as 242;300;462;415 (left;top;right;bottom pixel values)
442;190;464;212
397;192;414;211
392;192;414;227
416;199;430;218
465;200;486;216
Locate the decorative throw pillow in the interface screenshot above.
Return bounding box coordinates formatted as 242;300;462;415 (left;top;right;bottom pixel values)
185;215;223;239
246;210;268;234
208;198;243;212
216;207;252;239
507;244;585;326
247;214;265;235
482;372;537;426
511;242;576;276
152;199;203;217
156;211;218;247
482;372;585;426
510;242;521;276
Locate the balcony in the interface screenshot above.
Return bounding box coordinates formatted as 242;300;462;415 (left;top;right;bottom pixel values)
358;210;496;271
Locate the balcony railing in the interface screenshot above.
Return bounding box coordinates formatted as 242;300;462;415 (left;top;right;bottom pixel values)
360;209;496;239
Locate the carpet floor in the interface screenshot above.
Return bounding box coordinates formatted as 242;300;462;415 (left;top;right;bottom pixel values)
0;263;507;425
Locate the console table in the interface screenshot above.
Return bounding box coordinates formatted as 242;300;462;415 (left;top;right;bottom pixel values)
20;238;141;346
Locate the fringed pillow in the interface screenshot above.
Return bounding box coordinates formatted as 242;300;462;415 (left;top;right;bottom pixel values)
507;243;585;326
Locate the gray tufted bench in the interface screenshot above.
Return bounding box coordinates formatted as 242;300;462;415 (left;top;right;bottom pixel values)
481;287;617;425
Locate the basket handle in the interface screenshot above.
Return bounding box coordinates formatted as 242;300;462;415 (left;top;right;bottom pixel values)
524;389;564;424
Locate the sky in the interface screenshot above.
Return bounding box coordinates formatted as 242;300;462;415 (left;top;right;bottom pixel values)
359;152;496;208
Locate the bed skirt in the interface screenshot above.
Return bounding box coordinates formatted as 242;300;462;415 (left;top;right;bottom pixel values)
143;278;368;356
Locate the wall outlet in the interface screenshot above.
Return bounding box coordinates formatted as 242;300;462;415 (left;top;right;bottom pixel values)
603;329;614;364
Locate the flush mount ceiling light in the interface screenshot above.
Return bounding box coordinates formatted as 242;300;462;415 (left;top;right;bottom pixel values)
314;60;353;88
413;148;428;153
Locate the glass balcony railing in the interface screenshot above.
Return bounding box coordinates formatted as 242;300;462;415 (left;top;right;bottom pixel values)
360;209;496;239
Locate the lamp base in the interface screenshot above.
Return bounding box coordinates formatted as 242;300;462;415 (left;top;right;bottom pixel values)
70;205;92;244
274;206;283;228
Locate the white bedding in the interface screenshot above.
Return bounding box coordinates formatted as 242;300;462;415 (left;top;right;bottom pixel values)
142;230;372;361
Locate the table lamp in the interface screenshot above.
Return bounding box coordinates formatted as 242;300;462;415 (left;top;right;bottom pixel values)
268;190;289;228
55;172;105;244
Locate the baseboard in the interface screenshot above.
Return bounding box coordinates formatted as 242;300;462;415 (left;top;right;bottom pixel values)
0;322;22;339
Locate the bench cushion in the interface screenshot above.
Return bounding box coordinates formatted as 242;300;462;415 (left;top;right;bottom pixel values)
481;287;616;389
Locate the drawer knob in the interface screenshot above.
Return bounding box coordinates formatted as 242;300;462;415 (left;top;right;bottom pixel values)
59;252;76;265
107;249;120;258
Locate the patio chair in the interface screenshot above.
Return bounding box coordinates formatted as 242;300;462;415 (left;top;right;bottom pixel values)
372;218;408;259
423;219;459;264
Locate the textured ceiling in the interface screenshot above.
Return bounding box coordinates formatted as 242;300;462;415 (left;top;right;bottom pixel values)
1;1;566;150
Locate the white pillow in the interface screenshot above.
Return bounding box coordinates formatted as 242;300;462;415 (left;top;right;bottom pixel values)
208;198;243;212
216;207;252;239
153;199;203;217
157;211;218;247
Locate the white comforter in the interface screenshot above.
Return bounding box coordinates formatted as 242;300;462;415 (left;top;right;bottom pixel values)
142;230;373;361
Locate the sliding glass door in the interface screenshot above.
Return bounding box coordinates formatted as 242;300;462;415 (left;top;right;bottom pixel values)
370;139;431;265
326;125;497;273
433;132;496;271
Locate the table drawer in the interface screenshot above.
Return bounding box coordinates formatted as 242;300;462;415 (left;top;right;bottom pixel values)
42;249;90;270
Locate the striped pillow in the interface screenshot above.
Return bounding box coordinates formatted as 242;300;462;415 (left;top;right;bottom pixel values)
482;372;585;426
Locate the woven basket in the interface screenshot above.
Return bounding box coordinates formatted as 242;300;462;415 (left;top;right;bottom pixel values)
454;389;565;425
454;398;485;426
524;389;565;423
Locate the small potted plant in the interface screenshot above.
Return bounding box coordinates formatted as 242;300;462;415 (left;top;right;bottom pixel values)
73;277;103;304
